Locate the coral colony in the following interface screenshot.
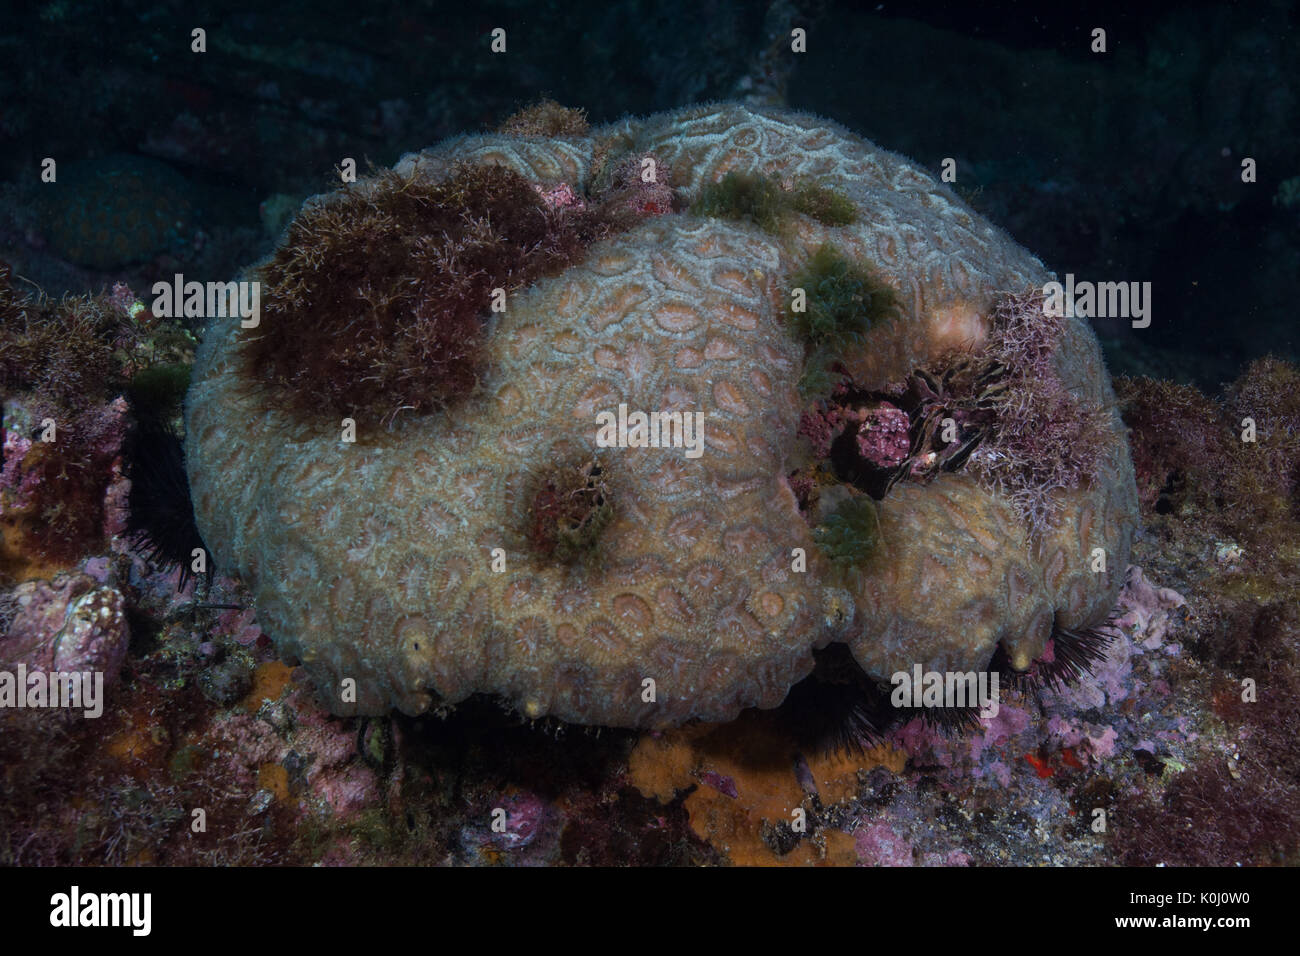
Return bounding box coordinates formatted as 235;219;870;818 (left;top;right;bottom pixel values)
3;91;1298;869
187;103;1137;725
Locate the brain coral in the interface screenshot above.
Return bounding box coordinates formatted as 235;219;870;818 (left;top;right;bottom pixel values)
185;103;1138;728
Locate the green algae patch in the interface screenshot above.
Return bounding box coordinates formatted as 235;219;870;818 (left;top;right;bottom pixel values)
692;172;859;234
691;171;787;233
791;181;858;226
814;495;882;569
785;244;899;398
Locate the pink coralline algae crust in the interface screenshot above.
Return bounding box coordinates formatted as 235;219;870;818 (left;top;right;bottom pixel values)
206;685;378;822
215;606;265;647
968;704;1033;764
80;556;113;584
797;405;840;460
102;440;131;541
123;546;202;609
890;703;1032;775
103;481;130;541
700;770;740;798
798;399;912;470
1;395;129;563
532;181;585;211
492;790;550;849
108;282;137;318
1111;565;1187;650
1;428;36;506
1045;715;1118;764
855;821;914;866
85;396;130;460
1037;636;1133;712
0;571;129;690
853;403;912;468
460;789;558;862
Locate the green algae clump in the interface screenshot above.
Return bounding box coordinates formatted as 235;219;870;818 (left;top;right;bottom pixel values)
691;171;788;233
791;181;858;226
814;495;882;569
693;172;858;232
785;244;898;397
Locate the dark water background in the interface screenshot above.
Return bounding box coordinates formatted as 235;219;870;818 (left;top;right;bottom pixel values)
2;0;1295;389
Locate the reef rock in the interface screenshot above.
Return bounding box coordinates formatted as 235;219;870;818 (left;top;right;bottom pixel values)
186;103;1137;726
0;572;129;688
